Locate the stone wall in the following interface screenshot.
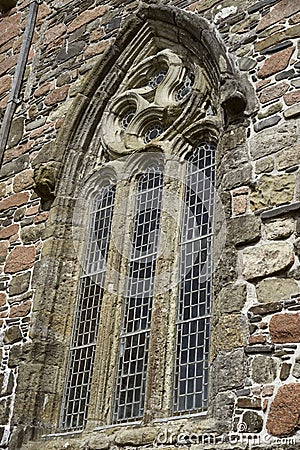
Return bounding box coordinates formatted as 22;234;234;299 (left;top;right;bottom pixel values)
0;0;300;449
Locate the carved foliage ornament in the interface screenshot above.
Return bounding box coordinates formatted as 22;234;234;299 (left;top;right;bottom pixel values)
100;49;217;159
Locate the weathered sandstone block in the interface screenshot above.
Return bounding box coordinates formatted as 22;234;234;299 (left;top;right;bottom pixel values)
4;246;36;274
242;243;294;280
270;313;300;343
267;383;300;436
256;277;299;303
252;355;277;384
250;174;294;211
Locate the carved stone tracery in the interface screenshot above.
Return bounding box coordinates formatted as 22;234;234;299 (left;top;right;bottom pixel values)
100;49;216;159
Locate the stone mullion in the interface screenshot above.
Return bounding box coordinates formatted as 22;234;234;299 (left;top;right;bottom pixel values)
86;179;135;428
144;157;186;421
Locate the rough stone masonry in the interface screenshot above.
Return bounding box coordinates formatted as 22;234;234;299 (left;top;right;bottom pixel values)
0;0;300;449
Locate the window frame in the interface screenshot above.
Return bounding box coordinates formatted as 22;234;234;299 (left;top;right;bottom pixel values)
16;6;251;445
60;141;218;430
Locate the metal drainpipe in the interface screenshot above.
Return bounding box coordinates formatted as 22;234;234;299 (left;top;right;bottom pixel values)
0;0;40;168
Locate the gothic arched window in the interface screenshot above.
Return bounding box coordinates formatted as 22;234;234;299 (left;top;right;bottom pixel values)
50;4;249;435
9;5;253;445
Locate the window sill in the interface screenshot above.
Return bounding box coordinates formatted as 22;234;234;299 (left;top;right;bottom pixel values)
42;430;83;439
94;420;142;431
153;411;208;422
93;411;208;431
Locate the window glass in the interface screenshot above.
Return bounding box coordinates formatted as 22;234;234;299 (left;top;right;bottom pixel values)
113;167;164;423
60;185;116;430
174;143;215;413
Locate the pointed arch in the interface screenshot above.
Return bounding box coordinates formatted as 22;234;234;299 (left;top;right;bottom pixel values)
33;3;253;203
18;4;256;442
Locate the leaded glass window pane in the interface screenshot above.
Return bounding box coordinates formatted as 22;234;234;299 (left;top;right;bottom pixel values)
174;142;215;414
113;167;164;423
60;185;116;431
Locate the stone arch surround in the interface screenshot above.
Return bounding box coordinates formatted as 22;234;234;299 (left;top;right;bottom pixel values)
8;4;257;449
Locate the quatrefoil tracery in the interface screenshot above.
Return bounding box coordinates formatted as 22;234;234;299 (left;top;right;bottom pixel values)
100;49;211;158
